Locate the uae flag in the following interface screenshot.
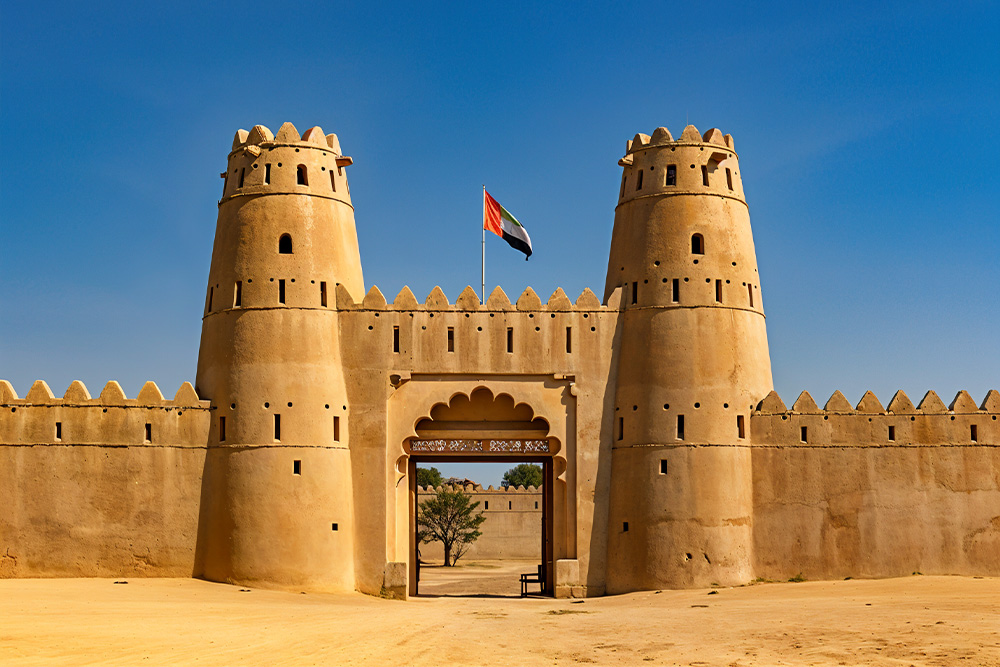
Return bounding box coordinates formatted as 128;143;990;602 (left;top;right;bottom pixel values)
484;190;532;259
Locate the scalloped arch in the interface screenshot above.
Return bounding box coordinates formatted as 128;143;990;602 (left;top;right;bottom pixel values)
411;385;550;436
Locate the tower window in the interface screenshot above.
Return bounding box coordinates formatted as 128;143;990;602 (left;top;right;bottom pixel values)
264;164;271;184
330;171;336;191
238;168;245;188
278;279;286;304
666;165;677;186
888;425;895;441
508;501;512;510
55;422;62;441
691;234;704;255
748;284;754;307
800;426;808;443
620;173;626;198
659;459;668;475
618;417;624;441
273;414;281;442
333;415;340;442
672;278;680;303
293;460;301;475
447;327;455;352
507;327;514;353
207;286;214;313
971;425;978;442
296;165;308;186
219;416;226;442
726;168;733;191
278;234;293;254
565;326;572;353
737;415;746;439
636;169;643;190
631;281;638;305
234;281;242;307
701;165;709;186
715;280;723;303
320;281;328;307
676;415;685;440
623;522;629;532
144;423;152;443
393;326;400;353
535;501;538;509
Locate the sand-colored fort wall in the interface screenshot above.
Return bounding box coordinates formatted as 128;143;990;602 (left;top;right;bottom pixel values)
0;380;211;578
750;389;1000;581
416;484;543;561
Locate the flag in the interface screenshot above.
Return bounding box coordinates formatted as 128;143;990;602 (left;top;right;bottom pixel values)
484;190;532;259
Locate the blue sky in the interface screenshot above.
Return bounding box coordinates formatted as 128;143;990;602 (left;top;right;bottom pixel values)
2;1;998;486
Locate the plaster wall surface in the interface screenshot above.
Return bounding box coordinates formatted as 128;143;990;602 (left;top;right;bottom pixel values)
0;380;210;578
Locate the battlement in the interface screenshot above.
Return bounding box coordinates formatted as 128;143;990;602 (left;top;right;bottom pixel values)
221;121;353;204
417;484;542;494
0;379;211;448
336;284;613;312
617;124;744;205
752;388;1000;447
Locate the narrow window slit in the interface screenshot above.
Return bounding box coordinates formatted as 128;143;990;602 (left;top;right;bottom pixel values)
623;522;629;532
565;326;572;353
207;286;214;313
701;165;709;186
273;414;281;442
636;169;643;190
219;416;226;442
144;423;152;443
971;425;978;442
320;281;328;307
716;280;723;303
55;422;62;441
333;415;340;442
726;168;733;190
888;425;895;441
264;164;271;184
278;279;286;304
631;281;638;305
800;426;808;443
330;171;336;191
672;278;680;303
691;234;704;255
748;284;754;307
676;415;685;440
393;326;400;353
666;165;677;186
293;460;301;475
234;281;242;307
737;415;746;439
508;501;512;510
618;417;624;441
238;168;245;188
506;327;514;353
659;459;668;475
278;234;293;254
296;165;308;186
447;327;454;352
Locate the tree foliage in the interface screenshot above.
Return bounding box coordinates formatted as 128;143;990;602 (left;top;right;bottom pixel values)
501;463;543;489
417;488;486;566
416;466;443;488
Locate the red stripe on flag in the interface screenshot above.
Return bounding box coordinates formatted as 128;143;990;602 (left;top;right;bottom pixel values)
483;190;504;238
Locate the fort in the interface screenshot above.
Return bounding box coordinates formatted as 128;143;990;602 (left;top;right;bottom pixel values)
1;122;997;599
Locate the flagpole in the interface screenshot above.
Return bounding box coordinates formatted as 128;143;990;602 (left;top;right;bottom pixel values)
481;185;486;303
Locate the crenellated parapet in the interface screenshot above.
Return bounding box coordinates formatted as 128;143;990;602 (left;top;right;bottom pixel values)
221;122;353;206
752;388;1000;447
0;379;211;447
336;284;612;312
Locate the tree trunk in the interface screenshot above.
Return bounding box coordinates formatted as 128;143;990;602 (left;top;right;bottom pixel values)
444;543;452;566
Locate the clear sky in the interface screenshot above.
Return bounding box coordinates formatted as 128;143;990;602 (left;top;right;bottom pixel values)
2;1;998;486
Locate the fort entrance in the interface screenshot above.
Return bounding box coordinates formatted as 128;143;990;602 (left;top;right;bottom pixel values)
399;385;567;597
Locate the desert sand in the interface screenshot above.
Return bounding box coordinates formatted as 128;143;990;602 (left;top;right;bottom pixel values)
1;567;998;666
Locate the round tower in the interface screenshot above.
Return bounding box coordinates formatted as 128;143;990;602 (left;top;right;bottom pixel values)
194;122;362;591
604;125;773;592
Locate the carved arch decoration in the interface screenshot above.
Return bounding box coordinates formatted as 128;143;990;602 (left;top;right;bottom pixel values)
388;377;572;480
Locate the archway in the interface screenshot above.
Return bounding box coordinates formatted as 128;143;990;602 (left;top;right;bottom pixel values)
405;387;557;597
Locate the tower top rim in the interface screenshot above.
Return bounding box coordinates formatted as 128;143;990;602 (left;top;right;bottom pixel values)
625;125;735;156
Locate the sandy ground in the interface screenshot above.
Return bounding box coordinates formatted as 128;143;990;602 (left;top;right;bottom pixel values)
1;570;999;666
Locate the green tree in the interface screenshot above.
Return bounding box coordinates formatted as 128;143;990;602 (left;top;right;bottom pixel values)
416;466;443;488
501;463;543;489
417;488;486;566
